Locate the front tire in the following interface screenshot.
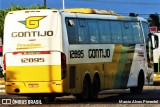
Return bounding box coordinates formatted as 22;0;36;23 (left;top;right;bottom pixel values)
130;86;143;94
130;71;144;94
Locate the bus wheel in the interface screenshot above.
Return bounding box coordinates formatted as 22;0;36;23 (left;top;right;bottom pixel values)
91;77;99;100
76;77;91;101
130;71;144;94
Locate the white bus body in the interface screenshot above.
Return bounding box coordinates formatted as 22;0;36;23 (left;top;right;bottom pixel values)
3;9;154;100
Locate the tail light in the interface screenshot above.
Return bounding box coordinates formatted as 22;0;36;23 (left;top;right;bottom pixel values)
61;52;66;79
3;54;6;70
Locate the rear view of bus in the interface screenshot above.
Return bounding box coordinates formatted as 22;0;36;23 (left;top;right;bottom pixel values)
3;10;65;95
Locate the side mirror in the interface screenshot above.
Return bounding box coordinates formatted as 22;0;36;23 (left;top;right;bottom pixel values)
151;35;156;49
150;34;159;49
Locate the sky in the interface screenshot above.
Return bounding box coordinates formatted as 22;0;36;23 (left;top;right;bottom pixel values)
0;0;160;17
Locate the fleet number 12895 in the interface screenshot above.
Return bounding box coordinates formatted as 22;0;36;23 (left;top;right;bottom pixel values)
21;58;45;63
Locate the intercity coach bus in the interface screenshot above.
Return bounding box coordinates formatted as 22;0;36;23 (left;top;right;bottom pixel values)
3;8;154;101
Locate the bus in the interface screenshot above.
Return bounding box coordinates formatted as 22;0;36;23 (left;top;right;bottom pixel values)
152;33;160;73
3;8;154;101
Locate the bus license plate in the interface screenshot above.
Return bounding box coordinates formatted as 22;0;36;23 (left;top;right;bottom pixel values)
28;84;39;88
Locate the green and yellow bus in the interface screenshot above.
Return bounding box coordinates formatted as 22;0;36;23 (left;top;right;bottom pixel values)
3;8;154;101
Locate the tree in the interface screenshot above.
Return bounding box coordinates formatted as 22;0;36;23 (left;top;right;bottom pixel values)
149;13;160;31
0;3;46;42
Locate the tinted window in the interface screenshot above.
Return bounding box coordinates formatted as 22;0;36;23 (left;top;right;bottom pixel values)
66;18;144;45
98;20;111;43
78;19;89;44
122;22;134;43
87;20;100;43
142;22;150;42
66;19;78;44
110;21;123;43
131;22;143;43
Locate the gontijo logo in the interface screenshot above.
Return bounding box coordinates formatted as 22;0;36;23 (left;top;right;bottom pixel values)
19;16;46;29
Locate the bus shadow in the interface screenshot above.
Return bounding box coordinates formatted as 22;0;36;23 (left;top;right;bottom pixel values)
45;88;160;104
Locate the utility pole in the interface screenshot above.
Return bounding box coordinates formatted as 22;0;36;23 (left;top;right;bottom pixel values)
44;0;46;8
62;0;65;9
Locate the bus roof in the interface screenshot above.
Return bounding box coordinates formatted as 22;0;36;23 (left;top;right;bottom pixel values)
62;8;148;22
7;9;58;14
63;8;118;15
7;8;147;22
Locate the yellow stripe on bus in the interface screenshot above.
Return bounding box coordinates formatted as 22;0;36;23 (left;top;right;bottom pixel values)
5;65;65;94
6;65;61;81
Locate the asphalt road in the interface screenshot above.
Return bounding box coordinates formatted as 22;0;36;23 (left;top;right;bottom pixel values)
0;85;160;107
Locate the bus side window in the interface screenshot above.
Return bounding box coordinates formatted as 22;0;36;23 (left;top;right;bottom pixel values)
98;20;112;43
87;20;100;44
132;22;143;44
142;22;150;43
110;21;123;43
78;19;89;44
66;18;79;44
122;22;134;44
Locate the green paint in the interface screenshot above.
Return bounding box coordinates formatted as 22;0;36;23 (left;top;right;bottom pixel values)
121;45;135;88
113;44;135;88
114;44;128;88
19;21;26;25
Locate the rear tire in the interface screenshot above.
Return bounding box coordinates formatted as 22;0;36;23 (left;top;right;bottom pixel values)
91;77;99;100
76;77;91;101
